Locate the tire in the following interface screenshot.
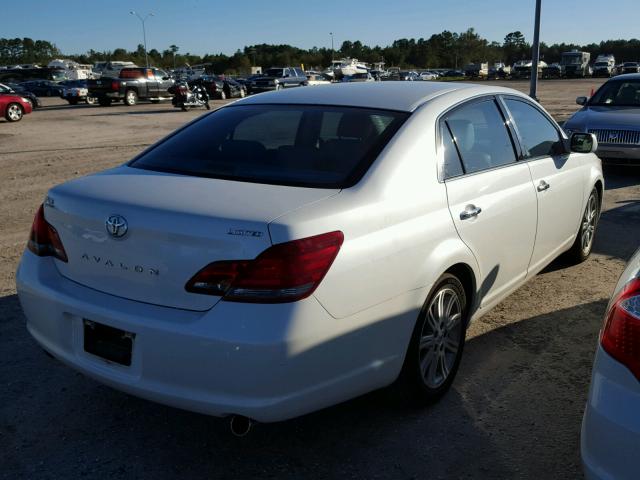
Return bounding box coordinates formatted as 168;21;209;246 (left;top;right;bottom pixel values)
218;90;226;100
68;98;78;105
397;273;467;404
275;83;282;91
124;89;138;106
98;97;112;107
5;103;23;122
86;97;97;105
239;88;246;98
180;105;188;112
566;187;600;263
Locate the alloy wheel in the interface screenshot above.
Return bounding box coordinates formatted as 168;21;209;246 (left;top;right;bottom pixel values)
419;287;462;389
581;192;598;254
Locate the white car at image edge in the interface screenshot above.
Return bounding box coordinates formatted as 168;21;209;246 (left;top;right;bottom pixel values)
582;247;640;480
16;81;603;427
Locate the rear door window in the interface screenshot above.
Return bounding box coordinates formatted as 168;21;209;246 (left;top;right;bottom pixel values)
444;99;517;174
131;104;408;188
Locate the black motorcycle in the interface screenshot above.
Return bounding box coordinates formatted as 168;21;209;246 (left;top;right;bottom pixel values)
170;81;210;111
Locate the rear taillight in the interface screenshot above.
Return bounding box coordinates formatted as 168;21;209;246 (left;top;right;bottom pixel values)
27;204;68;262
178;85;188;94
601;278;640;380
185;231;344;303
111;80;119;91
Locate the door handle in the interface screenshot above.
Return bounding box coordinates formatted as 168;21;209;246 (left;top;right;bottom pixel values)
537;180;550;192
460;205;482;220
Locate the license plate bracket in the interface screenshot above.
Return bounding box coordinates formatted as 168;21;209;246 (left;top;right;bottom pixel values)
83;320;134;366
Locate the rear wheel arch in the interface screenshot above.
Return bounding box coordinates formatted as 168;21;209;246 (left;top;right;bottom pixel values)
444;263;476;325
594;180;604;209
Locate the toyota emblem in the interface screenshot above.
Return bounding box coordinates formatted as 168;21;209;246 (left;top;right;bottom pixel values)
106;215;128;238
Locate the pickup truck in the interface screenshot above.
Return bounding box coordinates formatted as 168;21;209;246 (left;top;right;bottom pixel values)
248;67;308;94
88;67;174;106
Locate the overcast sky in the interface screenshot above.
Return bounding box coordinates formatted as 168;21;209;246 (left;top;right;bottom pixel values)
5;0;639;56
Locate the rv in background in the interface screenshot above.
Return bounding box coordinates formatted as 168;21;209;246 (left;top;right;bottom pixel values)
93;61;138;78
48;59;95;80
561;50;591;78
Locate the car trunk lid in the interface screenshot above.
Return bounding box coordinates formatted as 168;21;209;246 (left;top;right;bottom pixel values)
45;166;338;311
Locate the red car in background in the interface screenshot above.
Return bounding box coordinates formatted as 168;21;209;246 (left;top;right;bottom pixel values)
0;94;32;122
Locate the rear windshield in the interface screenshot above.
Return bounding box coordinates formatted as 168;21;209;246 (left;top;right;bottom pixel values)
130;104;408;188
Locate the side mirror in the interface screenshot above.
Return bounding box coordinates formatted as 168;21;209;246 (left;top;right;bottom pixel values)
570;132;598;154
576;96;588;106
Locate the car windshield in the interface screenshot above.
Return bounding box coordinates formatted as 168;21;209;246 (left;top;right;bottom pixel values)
130;104;408;188
0;83;11;93
594;62;608;67
561;55;582;65
590;80;640;106
266;69;284;77
623;62;638;67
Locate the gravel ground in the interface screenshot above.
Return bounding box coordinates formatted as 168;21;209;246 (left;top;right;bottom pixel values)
1;79;638;479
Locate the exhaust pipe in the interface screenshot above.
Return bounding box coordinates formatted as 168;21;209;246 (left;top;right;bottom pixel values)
230;415;252;437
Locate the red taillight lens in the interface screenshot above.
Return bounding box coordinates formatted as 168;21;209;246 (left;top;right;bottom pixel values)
111;80;119;91
186;231;344;303
601;278;640;380
27;204;68;262
178;85;188;94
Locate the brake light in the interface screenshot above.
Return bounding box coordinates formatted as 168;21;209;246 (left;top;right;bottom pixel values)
601;278;640;380
27;204;68;262
111;80;119;91
178;85;188;94
186;231;344;303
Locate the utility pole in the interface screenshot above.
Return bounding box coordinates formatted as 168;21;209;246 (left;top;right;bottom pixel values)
529;0;542;100
330;32;334;62
130;11;154;67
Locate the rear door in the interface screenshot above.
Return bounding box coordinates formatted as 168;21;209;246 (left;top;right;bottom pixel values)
501;96;585;274
442;97;538;308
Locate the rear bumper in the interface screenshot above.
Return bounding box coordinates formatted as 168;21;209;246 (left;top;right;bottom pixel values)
581;346;640;480
16;252;407;422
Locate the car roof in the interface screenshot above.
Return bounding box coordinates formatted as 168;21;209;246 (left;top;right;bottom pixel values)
234;81;525;112
608;73;640;80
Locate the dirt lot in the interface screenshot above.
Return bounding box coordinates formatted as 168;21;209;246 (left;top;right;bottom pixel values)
1;79;639;479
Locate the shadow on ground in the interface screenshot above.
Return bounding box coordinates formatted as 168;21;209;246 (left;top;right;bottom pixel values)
0;290;605;479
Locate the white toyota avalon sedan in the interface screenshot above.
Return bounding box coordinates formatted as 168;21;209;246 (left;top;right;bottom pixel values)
16;82;603;425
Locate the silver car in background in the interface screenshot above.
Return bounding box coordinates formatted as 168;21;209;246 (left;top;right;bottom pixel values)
582;248;640;480
565;74;640;165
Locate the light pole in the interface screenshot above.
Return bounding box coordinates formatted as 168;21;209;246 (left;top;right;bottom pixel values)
329;32;334;62
529;0;542;100
130;11;154;67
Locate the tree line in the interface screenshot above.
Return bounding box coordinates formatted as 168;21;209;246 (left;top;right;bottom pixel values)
2;30;640;75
